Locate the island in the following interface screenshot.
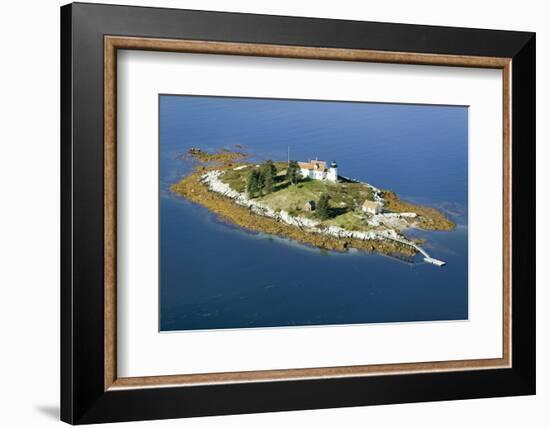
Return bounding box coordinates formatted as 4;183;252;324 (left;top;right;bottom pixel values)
171;148;454;265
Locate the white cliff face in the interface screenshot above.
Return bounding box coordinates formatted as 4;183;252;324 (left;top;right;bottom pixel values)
200;170;415;244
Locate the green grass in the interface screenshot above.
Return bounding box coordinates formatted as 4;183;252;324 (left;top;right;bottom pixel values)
214;159;453;233
219;161;376;227
220;166;250;193
324;210;370;231
260;179;326;211
260;179;376;226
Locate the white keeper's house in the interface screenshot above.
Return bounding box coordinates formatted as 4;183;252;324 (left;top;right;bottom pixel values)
298;159;338;183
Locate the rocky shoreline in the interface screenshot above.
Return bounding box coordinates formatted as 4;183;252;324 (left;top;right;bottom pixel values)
201;170;407;242
171;167;421;256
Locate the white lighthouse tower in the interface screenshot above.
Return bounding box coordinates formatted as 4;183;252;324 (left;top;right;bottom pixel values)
327;161;338;182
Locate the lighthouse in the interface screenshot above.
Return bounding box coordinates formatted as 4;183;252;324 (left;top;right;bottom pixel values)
297;159;339;182
327;161;338;182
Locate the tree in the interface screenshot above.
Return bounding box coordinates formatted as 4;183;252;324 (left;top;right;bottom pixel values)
263;171;273;194
246;170;260;197
286;160;301;185
264;159;277;177
316;193;331;220
258;160;277;195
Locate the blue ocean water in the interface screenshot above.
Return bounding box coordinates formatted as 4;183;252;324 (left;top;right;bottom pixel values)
159;95;468;331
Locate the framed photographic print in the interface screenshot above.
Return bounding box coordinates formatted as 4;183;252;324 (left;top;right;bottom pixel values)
61;2;535;424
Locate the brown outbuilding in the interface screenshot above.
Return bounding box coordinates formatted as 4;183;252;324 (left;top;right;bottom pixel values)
362;199;382;215
303;200;316;212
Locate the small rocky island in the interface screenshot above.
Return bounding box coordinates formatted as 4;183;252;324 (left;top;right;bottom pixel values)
172;148;454;265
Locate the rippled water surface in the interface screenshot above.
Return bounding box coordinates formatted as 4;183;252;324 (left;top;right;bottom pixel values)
159;95;468;331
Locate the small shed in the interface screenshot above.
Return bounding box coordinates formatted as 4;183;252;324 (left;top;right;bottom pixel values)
303;200;316;212
362;199;382;215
